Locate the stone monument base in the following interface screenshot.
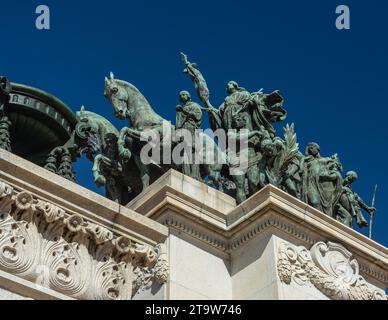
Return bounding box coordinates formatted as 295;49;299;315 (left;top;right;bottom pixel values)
128;170;388;300
0;149;387;300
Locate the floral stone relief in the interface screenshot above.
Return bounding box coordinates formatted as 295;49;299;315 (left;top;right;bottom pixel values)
277;241;386;300
0;180;169;300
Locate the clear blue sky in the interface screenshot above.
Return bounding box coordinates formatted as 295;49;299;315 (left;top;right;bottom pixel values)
1;0;387;246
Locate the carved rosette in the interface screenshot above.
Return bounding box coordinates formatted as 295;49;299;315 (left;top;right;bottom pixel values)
0;179;169;299
277;241;387;300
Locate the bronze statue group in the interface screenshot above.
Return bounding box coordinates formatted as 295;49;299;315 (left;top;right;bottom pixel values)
176;54;375;229
1;55;373;231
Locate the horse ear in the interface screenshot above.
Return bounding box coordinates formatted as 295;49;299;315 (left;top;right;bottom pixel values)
105;76;109;82
110;72;115;80
80;105;86;118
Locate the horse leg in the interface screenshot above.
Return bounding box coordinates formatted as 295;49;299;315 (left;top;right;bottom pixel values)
92;155;107;187
134;155;150;191
118;127;132;161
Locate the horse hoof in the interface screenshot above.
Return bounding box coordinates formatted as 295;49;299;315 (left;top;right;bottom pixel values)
95;176;106;187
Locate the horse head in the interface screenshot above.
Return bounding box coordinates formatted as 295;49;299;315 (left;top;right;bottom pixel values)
104;72;165;129
104;72;130;120
75;106;119;159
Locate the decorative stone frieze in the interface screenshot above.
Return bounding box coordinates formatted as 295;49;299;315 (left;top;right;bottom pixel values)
277;241;387;300
0;180;169;299
128;170;388;295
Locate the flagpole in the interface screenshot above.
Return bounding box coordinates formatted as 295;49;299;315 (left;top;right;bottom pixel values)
369;184;378;239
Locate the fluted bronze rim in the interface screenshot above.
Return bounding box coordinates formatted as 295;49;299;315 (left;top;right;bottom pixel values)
10;82;77;127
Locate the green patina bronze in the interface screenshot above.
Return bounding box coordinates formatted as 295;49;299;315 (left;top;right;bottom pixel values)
104;73;225;194
0;53;377;230
0;78;76;165
0;76;12;152
336;171;376;228
176;90;202;180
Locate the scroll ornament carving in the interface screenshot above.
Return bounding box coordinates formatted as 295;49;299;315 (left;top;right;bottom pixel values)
0;180;168;299
0;188;40;276
132;244;169;296
277;241;387;300
93;251;132;300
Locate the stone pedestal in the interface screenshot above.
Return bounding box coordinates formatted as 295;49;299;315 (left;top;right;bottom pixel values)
0;149;169;300
0;149;387;300
128;170;388;300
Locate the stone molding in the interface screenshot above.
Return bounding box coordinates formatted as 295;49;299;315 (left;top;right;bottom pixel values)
159;202;388;288
127;170;388;289
277;241;387;300
1;151;386;299
0;149;168;245
0;180;169;299
160;211;314;254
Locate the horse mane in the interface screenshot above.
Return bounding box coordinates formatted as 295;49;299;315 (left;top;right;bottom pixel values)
113;79;165;125
80;110;119;136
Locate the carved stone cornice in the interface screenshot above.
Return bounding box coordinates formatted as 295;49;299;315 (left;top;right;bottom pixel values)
0;180;169;299
161;213;229;252
159;209;388;288
359;262;388;284
127;170;388;289
277;241;387;300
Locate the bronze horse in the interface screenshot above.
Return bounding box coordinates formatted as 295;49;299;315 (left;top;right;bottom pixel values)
104;73;227;193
